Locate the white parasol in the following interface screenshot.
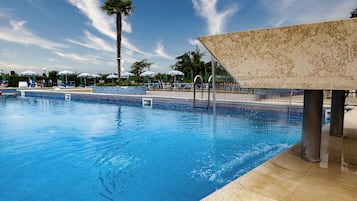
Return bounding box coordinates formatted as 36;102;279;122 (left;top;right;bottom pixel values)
57;70;74;83
167;70;184;76
140;71;155;77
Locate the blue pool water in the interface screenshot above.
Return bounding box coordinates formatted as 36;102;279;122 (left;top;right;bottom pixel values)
0;97;303;201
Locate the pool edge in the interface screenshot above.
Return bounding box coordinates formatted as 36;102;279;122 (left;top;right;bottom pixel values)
201;107;357;201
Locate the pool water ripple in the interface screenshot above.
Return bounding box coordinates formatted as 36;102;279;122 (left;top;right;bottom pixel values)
0;97;303;201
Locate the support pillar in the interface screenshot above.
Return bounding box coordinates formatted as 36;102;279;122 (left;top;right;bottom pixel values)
330;90;345;137
301;90;323;162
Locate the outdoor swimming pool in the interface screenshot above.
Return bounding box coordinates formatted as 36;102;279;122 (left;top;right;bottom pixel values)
0;96;303;201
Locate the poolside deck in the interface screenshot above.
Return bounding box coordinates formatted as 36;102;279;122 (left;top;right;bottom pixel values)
202;107;357;201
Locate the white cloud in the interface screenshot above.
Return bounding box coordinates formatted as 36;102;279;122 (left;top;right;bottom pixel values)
26;0;50;16
154;40;173;60
0;8;15;13
67;0;149;57
261;0;357;26
192;0;239;35
53;51;115;71
66;30;115;52
121;37;152;57
67;0;116;39
124;49;134;56
55;52;88;62
188;38;202;46
0;61;44;74
0;19;66;50
9;20;26;30
55;51;102;65
122;17;132;33
150;63;167;72
0;48;15;59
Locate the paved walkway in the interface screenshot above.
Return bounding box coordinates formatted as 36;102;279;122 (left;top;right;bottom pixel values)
146;90;261;102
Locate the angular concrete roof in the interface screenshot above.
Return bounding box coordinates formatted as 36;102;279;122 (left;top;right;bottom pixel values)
199;18;357;90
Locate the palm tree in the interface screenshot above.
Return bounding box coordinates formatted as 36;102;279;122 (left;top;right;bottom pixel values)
102;0;134;79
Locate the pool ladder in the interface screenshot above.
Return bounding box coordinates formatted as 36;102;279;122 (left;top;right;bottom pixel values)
193;75;213;109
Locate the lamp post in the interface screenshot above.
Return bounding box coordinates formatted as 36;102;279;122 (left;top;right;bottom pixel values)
189;54;193;83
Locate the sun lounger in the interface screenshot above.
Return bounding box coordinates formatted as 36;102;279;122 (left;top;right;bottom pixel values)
18;81;28;88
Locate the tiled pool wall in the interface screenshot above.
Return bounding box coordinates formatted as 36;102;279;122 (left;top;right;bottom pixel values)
17;90;143;107
0;88;17;95
93;86;146;95
15;90;316;121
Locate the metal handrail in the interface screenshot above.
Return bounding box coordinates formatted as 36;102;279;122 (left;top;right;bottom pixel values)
193;75;203;108
207;75;213;108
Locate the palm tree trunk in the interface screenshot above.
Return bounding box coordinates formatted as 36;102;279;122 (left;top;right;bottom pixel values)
116;13;122;79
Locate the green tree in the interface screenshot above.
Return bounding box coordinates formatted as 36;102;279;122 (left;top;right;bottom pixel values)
351;8;357;18
190;47;206;79
48;70;58;85
209;60;235;83
175;47;205;82
102;0;134;79
130;59;153;81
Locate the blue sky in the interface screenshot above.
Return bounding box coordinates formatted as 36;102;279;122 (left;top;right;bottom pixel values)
0;0;355;75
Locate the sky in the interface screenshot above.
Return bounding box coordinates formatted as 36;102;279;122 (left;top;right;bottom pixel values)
0;0;356;75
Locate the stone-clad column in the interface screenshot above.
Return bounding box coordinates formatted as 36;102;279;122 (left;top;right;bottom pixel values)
301;90;323;162
330;90;345;137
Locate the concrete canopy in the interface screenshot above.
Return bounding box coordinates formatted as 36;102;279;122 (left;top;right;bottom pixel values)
199;18;357;90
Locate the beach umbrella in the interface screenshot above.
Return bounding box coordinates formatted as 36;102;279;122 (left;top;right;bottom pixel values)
167;70;184;76
77;73;91;86
77;72;91;78
20;70;37;76
106;74;118;84
20;70;38;83
57;70;74;83
121;72;134;79
90;74;101;78
57;70;74;75
140;71;155;77
168;70;184;90
91;73;101;81
90;74;101;86
140;71;155;84
106;74;118;79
